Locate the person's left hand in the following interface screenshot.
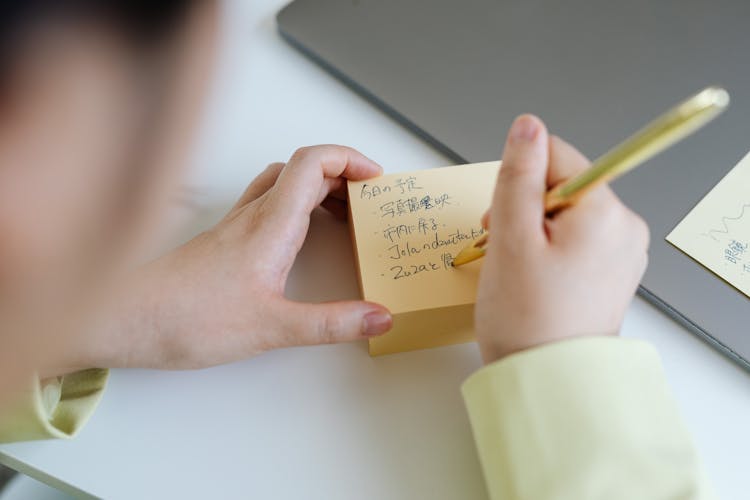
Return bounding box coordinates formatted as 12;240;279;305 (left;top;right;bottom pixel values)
81;145;393;370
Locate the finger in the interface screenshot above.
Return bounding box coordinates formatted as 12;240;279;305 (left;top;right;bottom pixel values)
547;135;590;187
547;135;619;222
481;210;490;230
266;145;382;222
491;115;549;244
327;180;348;201
273;300;392;347
321;197;348;221
547;188;633;248
232;162;285;212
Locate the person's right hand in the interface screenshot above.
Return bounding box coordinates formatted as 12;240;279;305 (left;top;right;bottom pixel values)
475;115;650;364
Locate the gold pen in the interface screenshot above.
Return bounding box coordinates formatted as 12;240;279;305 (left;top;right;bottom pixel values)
452;85;730;267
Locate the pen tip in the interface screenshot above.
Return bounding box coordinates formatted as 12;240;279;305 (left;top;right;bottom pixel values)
452;247;485;267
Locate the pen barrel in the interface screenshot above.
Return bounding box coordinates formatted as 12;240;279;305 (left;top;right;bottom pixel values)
544;185;577;214
544;86;729;215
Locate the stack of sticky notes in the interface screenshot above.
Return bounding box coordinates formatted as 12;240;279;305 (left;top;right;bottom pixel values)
347;162;499;355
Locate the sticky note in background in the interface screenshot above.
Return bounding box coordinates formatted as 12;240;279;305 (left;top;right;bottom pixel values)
347;162;499;356
667;151;750;298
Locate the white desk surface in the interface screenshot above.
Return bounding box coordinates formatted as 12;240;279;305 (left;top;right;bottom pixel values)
2;1;749;498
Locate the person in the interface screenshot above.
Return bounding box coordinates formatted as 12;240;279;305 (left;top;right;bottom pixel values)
0;1;714;499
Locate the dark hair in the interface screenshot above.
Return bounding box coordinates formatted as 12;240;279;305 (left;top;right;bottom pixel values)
0;1;194;81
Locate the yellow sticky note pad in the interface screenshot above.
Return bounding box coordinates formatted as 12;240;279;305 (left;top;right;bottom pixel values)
667;151;750;298
347;162;499;355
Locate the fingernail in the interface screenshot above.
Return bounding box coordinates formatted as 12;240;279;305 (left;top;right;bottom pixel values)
362;311;392;336
510;115;540;142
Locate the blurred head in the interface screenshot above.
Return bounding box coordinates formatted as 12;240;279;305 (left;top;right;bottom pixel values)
0;1;218;399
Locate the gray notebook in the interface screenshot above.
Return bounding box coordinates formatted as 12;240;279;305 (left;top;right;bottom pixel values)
278;0;750;370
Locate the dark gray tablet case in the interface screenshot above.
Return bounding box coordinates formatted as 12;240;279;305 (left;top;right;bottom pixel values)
278;0;750;369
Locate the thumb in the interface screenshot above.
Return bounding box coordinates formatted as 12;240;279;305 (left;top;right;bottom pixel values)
275;300;392;346
491;114;549;244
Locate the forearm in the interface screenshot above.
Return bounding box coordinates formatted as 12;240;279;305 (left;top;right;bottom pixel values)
83;265;186;370
50;268;172;373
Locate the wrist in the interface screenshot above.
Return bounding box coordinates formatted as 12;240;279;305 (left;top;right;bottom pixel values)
477;330;619;366
73;274;166;371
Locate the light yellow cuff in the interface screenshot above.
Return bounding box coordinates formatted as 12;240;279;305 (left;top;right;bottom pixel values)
0;369;109;443
462;336;714;500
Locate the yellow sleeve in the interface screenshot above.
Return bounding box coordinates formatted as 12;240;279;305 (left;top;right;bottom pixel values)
0;369;108;443
462;337;715;500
